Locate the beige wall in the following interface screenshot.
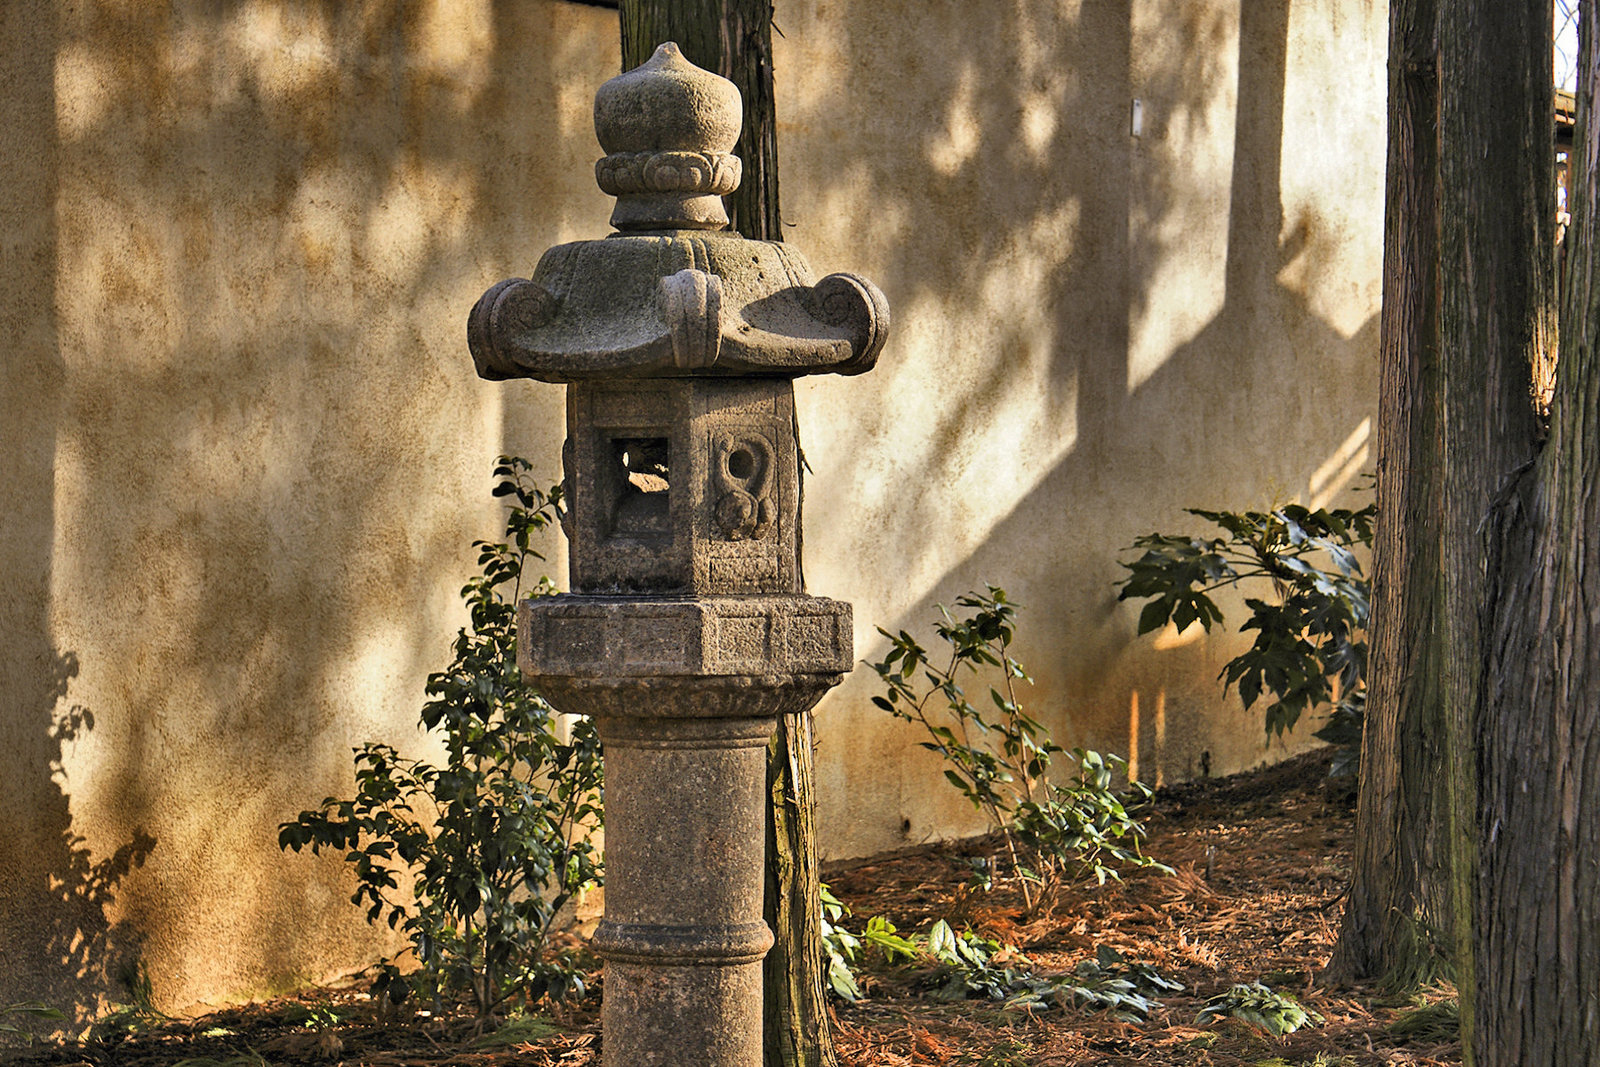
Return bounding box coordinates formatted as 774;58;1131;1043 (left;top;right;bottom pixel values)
773;0;1384;856
0;0;1384;1018
0;0;617;1019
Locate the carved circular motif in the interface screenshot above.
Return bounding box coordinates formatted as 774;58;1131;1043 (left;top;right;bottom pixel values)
713;434;774;541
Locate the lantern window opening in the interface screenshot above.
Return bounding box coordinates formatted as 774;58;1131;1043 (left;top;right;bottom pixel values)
609;435;671;540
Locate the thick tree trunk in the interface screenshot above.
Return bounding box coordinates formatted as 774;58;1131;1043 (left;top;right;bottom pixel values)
1333;0;1454;985
1436;0;1554;1059
1470;4;1600;1062
619;9;838;1067
1345;5;1600;1062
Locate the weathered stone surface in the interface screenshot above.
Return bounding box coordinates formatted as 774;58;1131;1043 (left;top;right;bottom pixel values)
473;42;883;1067
465;45;886;386
466;233;888;382
600;962;764;1067
593;42;742;231
535;675;843;724
597;716;771;939
586;707;783;1067
557;379;806;595
521;595;852;681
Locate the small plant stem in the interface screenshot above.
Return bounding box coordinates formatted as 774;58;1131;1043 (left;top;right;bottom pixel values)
996;643;1036;805
1003;825;1035;911
989;638;1038;911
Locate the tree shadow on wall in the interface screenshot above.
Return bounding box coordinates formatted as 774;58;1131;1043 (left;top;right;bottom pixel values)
3;649;156;1031
0;0;614;1011
0;7;155;1028
786;1;1383;840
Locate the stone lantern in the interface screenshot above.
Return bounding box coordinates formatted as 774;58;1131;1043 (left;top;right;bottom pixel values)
467;43;887;1067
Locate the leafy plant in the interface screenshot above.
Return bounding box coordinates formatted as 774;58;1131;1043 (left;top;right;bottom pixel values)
870;586;1167;911
820;906;1181;1024
1118;503;1375;774
924;920;1035;1003
922;923;1180;1022
0;1002;64;1044
1388;996;1459;1041
84;959;168;1044
280;457;603;1018
471;1012;559;1049
987;942;1183;1021
281;1002;343;1030
1196;981;1324;1035
818;884;919;1003
818;883;864;1002
1055;944;1185;1020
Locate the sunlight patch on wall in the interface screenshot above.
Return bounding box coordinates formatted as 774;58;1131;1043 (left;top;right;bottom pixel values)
330;626;439;743
797;160;910;261
1125;2;1238;395
1018;89;1058;161
1125;251;1226;394
53;41;115;141
1308;417;1370;509
1154;690;1166;788
978;201;1080;321
412;0;493;96
1126;688;1168;787
1128;690;1140;782
925;62;981;176
817;288;1079;615
1276;2;1385;338
228;1;338;103
1151;618;1205;651
361;162;481;272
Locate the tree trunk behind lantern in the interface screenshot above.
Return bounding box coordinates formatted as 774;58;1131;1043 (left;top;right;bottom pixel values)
619;8;837;1067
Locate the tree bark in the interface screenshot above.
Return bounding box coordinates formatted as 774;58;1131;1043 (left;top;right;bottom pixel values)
1436;0;1554;1057
619;8;838;1066
1363;0;1600;1060
762;704;834;1067
1468;2;1600;1061
1332;0;1454;985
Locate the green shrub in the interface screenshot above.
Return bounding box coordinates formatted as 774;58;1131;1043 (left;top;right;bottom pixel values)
818;884;919;1003
280;457;602;1018
1196;981;1323;1035
870;586;1167;912
0;1002;64;1045
1117;503;1374;775
821;907;1181;1023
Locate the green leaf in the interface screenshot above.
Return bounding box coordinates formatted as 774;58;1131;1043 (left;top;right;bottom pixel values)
1137;598;1172;635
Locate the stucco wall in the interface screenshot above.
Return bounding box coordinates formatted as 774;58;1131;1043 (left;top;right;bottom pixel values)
0;0;1384;1018
775;0;1384;858
0;0;617;1019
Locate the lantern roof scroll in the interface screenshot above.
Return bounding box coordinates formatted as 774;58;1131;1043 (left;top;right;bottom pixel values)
468;43;888;385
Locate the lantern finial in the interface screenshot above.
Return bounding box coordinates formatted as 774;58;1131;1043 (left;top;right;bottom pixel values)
594;42;743;231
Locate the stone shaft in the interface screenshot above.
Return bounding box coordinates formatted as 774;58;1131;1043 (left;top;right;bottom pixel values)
523;596;849;1066
592;715;773;1067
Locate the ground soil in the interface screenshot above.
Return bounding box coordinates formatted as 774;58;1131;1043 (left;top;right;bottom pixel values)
2;749;1460;1067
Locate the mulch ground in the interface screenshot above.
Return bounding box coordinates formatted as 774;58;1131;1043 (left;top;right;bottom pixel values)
2;749;1460;1067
